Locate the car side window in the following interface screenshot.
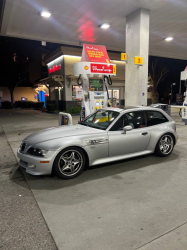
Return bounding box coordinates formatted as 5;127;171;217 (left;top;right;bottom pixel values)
146;111;168;126
125;111;146;129
110;114;129;131
110;111;146;131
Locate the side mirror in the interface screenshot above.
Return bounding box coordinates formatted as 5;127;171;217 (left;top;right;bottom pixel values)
122;125;132;134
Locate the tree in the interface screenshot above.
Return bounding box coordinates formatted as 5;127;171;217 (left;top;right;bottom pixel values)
148;60;169;103
9;53;30;104
0;38;31;104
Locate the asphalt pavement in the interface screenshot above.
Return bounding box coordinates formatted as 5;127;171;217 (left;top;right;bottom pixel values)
0;109;58;250
1;108;187;250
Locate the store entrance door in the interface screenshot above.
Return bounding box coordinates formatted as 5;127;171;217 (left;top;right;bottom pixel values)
108;88;120;107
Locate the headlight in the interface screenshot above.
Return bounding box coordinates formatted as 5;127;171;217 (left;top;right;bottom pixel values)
27;147;48;157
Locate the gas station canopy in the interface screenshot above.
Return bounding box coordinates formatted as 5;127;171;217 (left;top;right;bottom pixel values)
1;0;187;60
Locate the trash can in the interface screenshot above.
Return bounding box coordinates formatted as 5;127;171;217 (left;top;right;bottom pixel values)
150;103;171;116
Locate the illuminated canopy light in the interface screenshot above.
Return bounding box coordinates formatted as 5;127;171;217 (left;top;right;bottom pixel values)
100;23;111;29
40;11;51;18
165;37;173;41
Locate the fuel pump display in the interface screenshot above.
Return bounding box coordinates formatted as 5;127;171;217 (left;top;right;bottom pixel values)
90;79;103;91
74;44;116;120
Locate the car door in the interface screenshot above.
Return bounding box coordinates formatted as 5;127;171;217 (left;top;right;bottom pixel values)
108;111;151;157
145;109;170;143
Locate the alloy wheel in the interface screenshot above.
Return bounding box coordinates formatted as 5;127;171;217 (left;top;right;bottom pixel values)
159;135;173;155
58;150;83;177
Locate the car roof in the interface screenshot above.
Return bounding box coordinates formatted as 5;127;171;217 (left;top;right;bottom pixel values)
103;106;164;113
102;106;141;112
102;107;124;112
123;106;140;110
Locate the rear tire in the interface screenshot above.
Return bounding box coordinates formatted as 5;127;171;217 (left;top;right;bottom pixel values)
155;134;174;157
53;147;86;179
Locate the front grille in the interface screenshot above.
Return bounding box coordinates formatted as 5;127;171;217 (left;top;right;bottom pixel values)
20;142;26;152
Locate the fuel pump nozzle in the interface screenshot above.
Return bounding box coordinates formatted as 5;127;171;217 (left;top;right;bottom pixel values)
103;75;112;107
77;74;83;86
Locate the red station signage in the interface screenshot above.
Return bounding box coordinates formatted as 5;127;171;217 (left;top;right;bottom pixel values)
74;43;116;76
48;64;61;74
81;44;111;64
90;63;116;74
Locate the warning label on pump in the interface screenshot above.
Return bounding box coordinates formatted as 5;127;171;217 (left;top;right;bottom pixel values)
90;64;115;74
81;107;85;119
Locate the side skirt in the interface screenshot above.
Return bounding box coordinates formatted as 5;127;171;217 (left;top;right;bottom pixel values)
90;150;153;166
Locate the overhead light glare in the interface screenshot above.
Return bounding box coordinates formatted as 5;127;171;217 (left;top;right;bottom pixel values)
165;37;173;41
40;11;51;18
100;23;111;29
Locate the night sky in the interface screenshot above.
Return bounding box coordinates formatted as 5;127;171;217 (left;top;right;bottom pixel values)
0;36;187;101
149;56;187;100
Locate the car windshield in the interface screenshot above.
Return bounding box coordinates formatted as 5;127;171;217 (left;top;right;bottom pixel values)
79;110;120;130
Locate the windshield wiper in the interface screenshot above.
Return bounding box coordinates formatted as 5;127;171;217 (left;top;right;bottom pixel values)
79;121;89;126
79;121;106;130
79;122;98;129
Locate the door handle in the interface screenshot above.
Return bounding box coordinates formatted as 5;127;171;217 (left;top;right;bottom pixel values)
142;132;148;136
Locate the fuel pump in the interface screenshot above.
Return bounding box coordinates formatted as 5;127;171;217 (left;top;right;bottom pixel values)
74;44;116;120
180;70;187;123
182;80;187;120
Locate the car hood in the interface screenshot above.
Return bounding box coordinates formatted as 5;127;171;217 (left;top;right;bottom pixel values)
25;124;104;145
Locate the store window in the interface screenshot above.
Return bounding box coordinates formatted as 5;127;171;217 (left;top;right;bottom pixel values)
108;88;120;107
72;85;82;100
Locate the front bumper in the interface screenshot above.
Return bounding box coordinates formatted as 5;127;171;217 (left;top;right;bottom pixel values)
175;134;178;144
17;148;58;175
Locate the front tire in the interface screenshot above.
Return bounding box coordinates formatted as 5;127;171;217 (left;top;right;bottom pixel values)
53;147;86;179
155;134;174;157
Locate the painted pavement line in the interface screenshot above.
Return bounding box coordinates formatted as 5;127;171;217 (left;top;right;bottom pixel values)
134;220;187;250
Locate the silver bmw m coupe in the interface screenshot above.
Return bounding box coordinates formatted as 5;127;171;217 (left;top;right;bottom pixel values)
17;107;178;179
